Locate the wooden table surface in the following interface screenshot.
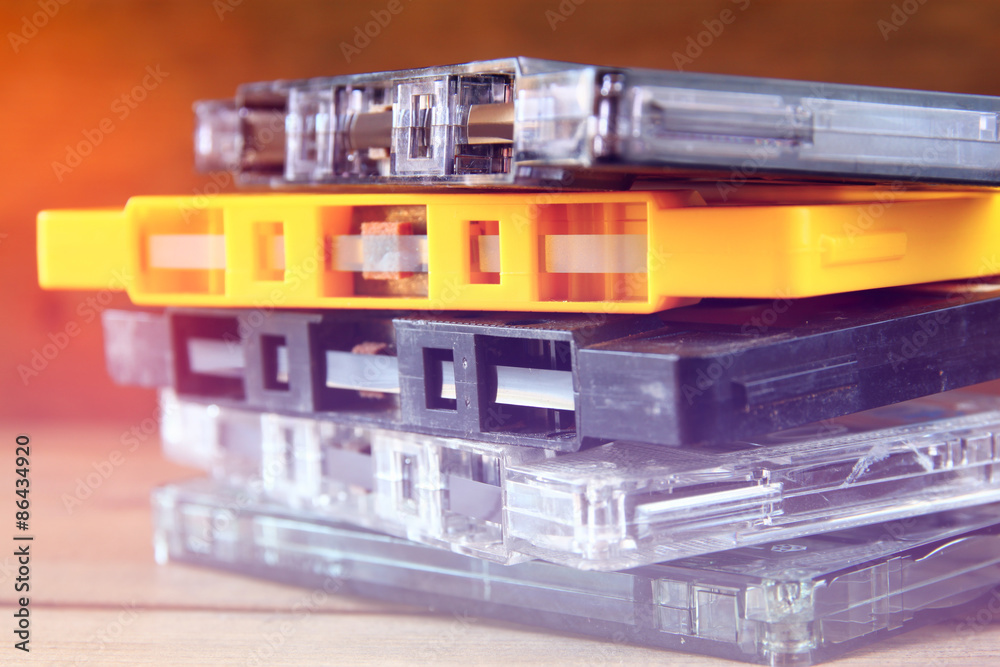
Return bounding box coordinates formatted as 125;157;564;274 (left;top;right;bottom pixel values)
0;422;998;666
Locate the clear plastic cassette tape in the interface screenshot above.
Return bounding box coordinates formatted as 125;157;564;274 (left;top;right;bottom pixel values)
160;384;1000;570
195;57;1000;188
154;478;1000;666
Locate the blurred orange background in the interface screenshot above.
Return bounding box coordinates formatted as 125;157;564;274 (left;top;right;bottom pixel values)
2;0;1000;423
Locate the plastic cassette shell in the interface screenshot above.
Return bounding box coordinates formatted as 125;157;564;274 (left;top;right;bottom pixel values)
106;308;652;451
579;280;1000;444
159;386;1000;570
154;478;1000;666
194;56;1000;188
37;191;1000;314
105;282;1000;448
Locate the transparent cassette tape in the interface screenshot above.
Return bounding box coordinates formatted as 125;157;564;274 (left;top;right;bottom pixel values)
154;478;1000;666
195;57;1000;188
160;388;554;564
160;384;1000;570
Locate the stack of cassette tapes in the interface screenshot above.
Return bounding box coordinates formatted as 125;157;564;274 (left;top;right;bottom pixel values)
37;58;1000;664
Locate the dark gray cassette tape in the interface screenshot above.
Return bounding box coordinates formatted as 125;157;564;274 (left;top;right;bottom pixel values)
106;307;656;452
154;478;1000;666
104;280;1000;449
195;57;1000;189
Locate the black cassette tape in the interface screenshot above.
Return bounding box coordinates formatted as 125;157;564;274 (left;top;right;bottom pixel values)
104;280;1000;448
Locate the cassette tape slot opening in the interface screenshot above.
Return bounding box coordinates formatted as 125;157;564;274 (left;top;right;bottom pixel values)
313;320;401;416
172;313;245;400
322;204;429;298
441;448;504;528
478;335;576;437
261;335;289;391
469;220;501;285
423;347;458;412
141;205;226;296
252;222;286;282
537;202;648;304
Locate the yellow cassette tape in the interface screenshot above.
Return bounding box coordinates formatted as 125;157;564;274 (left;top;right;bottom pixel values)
37;190;1000;313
